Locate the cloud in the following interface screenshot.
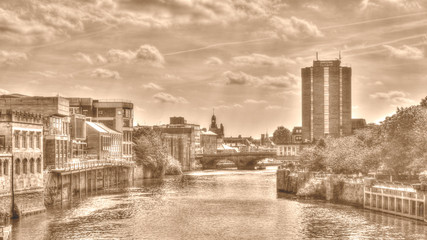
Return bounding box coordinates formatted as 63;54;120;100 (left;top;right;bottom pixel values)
0;89;10;95
74;52;94;65
265;105;284;110
262;16;323;41
143;82;164;90
244;99;267;104
30;71;74;79
91;68;121;80
370;91;416;106
221;71;299;89
153;92;188;104
205;56;223;65
105;45;165;67
74;85;93;91
163;74;183;81
383;45;424;60
230;53;295;67
0;50;28;66
214;104;243;110
0;1;172;45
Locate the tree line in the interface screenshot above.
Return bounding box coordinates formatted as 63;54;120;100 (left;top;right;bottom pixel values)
299;96;427;175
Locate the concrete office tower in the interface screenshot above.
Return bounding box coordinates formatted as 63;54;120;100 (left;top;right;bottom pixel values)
301;55;352;142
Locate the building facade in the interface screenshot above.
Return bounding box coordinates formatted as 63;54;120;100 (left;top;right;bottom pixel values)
0;109;45;218
301;58;352;142
155;117;200;171
67;98;134;162
86;122;123;160
0;96;71;169
200;130;217;154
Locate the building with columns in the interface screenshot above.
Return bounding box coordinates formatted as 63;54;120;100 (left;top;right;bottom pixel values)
301;57;352;142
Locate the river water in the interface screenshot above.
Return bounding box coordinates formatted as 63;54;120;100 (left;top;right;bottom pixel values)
11;167;427;239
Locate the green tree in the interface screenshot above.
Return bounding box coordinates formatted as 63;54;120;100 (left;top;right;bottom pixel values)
272;126;291;144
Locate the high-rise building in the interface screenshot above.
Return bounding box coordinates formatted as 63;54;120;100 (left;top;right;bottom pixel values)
301;56;352;142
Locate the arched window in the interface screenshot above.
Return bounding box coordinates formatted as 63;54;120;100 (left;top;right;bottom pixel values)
37;158;42;173
3;160;8;175
23;158;28;174
15;159;20;175
30;158;35;173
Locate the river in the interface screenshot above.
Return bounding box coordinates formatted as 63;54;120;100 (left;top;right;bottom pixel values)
10;167;427;239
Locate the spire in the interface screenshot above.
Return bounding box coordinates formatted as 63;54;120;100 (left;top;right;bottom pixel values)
316;52;318;60
339;51;342;60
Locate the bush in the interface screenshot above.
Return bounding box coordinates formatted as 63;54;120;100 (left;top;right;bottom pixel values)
165;157;183;175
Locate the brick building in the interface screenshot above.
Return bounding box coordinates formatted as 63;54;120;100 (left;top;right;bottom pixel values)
0;96;71;169
86;122;123;160
155;117;200;171
67;98;134;162
301;57;352;142
0;109;45;217
291;127;302;144
200;130;217;154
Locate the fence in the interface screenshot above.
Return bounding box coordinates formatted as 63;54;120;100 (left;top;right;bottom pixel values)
364;184;425;221
52;159;135;172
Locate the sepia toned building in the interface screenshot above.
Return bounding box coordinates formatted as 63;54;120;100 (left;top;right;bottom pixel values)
0;96;71;169
67;98;134;162
200;130;217;154
0;109;45;217
301;57;352;142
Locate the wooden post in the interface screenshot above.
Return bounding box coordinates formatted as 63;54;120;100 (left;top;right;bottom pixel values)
60;174;63;206
79;172;81;199
85;170;88;197
103;168;105;190
95;169;98;194
70;173;73;203
116;167;119;187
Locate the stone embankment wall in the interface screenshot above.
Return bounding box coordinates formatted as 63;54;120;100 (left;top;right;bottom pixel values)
277;169;365;206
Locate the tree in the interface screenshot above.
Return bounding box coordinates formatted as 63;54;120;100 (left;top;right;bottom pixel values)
300;139;327;172
272;126;291;144
379;105;423;174
133;127;168;178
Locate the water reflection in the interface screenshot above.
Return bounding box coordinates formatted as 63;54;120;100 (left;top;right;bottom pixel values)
11;168;427;239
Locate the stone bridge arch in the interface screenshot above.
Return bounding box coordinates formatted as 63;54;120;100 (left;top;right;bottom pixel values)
197;152;276;170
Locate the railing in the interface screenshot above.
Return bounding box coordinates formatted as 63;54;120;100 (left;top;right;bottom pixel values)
52;159;135;172
96;99;132;103
364;185;425;220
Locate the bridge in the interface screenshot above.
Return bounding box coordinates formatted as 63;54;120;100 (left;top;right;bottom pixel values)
196;152;276;170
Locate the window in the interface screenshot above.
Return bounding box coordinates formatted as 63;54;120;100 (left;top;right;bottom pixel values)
36;133;41;149
0;135;5;149
14;131;19;148
22;132;27;148
37;158;42;173
23;159;28;174
29;133;34;148
0;161;2;176
30;158;35;173
3;160;8;175
15;159;20;175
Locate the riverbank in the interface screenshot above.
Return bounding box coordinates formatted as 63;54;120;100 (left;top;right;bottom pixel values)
10;168;427;239
277;169;427;222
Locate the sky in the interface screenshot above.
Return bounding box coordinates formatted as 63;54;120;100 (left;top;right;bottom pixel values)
0;0;426;137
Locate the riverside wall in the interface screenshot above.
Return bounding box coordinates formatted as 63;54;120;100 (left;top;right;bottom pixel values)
277;169;365;206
